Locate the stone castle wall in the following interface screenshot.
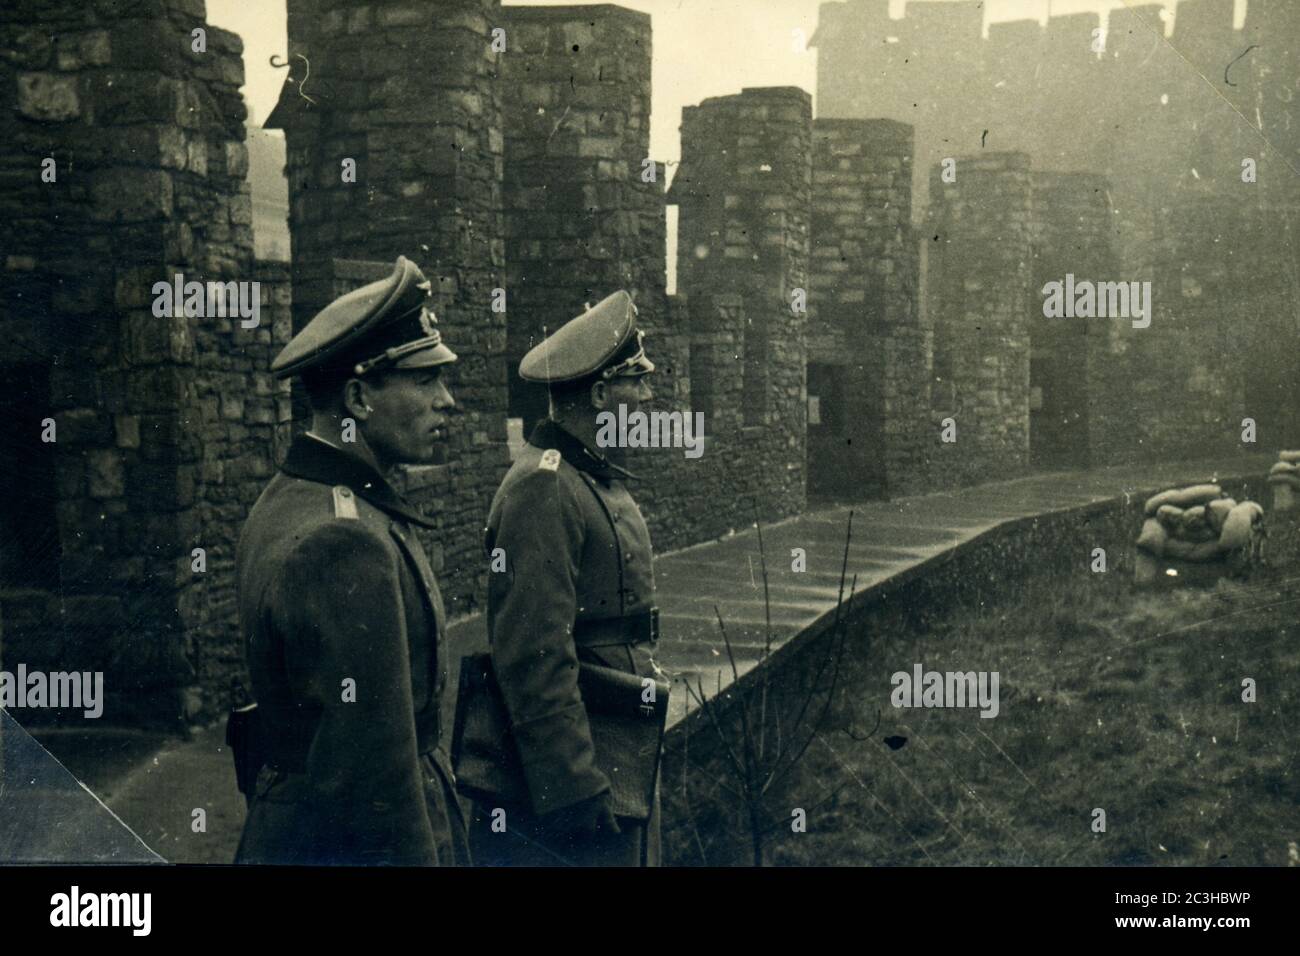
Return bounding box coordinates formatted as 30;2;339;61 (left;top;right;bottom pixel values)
500;4;663;367
0;0;287;724
1027;171;1115;471
926;152;1034;486
668;87;811;529
808;118;929;499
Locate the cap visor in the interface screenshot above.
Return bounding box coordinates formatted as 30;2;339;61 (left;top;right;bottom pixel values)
393;343;458;369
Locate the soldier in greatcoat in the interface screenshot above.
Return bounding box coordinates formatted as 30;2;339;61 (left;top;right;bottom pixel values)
233;256;468;865
466;291;664;866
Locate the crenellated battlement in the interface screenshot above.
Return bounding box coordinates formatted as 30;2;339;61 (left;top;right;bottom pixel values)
814;0;1297;277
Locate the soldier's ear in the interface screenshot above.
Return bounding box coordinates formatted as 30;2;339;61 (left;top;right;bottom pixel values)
343;378;373;420
589;379;610;412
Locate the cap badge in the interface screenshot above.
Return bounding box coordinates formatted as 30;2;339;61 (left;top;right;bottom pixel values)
418;306;437;337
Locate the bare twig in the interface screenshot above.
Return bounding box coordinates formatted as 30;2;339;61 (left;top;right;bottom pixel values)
684;510;860;864
753;503;775;765
713;606;760;793
683;675;748;784
679;713;710;865
774;512;855;751
762;574;856;795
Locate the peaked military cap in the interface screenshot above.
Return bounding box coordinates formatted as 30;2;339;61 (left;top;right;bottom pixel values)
271;256;457;379
518;290;655;384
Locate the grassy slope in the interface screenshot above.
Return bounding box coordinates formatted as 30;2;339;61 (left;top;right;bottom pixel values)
673;511;1300;867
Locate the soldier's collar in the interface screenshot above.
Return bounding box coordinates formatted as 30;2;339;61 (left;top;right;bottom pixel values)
529;419;639;481
281;433;438;528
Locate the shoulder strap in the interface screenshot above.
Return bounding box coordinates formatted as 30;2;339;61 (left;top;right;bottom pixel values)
332;485;359;520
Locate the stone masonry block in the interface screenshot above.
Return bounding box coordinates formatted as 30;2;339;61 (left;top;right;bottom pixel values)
17;73;80;121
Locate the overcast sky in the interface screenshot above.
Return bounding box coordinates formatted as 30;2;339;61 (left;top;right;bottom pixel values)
209;0;1247;166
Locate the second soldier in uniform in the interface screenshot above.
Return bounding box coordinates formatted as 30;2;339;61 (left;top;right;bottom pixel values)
463;291;665;866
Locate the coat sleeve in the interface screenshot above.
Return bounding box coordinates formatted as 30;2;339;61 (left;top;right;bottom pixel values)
488;467;610;815
272;520;440;865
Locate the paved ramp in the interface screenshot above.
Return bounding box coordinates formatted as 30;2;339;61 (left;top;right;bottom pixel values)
651;454;1270;726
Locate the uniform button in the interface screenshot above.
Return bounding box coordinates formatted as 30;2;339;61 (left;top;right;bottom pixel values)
625;553;633;561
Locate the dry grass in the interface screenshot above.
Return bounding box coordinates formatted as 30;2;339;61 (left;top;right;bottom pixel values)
671;510;1300;866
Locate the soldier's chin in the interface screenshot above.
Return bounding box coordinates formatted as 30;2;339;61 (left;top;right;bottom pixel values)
397;440;446;467
422;440;448;466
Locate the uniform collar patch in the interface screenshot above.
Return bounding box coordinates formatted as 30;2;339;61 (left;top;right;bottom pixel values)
528;419;639;481
281;433;437;528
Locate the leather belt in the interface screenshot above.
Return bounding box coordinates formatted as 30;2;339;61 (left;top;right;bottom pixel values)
573;607;659;648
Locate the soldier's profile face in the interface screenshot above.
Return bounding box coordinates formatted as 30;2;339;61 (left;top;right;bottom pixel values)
362;366;455;466
605;373;653;416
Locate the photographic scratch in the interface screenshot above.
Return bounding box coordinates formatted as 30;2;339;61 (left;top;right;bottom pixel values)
1224;45;1258;88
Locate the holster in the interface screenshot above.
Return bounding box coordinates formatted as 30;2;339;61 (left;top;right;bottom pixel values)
226;703;265;806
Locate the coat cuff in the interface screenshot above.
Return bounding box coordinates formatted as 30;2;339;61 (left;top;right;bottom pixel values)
512;703;610;815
